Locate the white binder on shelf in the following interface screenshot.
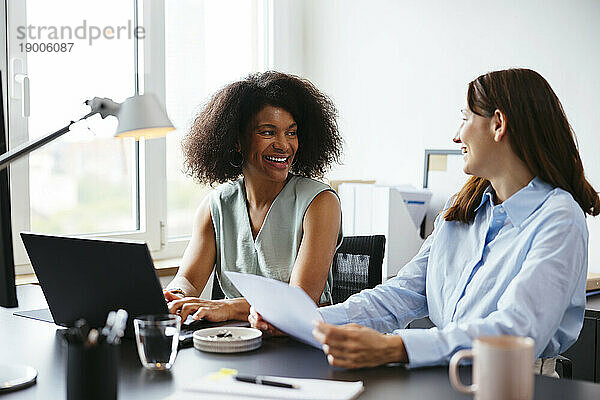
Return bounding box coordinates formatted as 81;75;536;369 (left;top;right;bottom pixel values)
338;183;431;280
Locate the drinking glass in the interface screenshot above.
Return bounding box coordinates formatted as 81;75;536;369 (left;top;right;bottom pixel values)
134;314;181;370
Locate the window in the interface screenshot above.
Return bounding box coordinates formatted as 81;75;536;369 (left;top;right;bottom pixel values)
164;0;267;240
24;1;137;236
3;0;271;272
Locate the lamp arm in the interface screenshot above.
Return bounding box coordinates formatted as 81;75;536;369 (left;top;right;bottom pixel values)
0;97;117;308
0;110;96;171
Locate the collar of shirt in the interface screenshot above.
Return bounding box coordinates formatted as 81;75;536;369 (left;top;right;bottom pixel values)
472;177;553;227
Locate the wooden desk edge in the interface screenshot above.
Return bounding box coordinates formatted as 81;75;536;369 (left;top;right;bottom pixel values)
587;272;600;291
15;258;181;286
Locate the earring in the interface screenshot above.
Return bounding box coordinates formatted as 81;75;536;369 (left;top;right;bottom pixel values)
229;149;244;168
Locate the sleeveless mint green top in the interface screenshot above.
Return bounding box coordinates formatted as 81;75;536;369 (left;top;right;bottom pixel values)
209;175;342;304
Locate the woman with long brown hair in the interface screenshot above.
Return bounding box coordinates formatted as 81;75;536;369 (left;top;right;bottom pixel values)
255;69;599;372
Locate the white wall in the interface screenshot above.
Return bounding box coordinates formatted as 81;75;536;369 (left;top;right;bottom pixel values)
272;0;600;272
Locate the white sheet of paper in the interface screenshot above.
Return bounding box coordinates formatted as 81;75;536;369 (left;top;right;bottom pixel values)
225;271;323;348
164;375;364;400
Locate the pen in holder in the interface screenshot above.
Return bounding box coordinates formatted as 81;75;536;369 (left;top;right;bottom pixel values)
63;310;128;400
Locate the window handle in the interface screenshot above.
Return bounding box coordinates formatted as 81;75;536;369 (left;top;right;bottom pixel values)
14;73;30;118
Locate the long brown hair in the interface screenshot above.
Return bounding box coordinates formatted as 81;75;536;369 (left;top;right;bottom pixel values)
444;69;599;223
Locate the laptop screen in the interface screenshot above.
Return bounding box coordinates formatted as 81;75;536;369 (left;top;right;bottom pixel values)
20;232;169;334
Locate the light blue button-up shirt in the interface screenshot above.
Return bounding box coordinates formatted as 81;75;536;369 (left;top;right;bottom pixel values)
319;177;588;368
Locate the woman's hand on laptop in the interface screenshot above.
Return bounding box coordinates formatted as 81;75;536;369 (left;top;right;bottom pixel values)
248;306;285;337
167;297;251;322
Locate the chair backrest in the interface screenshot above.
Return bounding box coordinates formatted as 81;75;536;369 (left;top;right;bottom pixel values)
212;234;387;304
331;235;386;304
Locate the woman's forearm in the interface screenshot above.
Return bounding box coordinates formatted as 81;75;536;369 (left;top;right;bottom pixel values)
224;297;251;321
165;274;200;297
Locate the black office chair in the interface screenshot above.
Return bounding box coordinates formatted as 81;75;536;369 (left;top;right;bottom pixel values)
555;355;572;379
212;234;386;305
331;235;386;304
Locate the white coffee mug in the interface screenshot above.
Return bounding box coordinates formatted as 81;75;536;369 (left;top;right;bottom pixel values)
449;335;535;400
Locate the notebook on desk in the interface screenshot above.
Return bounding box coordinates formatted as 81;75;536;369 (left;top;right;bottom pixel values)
164;371;364;400
18;232;243;338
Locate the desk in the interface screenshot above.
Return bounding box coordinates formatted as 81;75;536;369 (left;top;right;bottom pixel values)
2;285;600;400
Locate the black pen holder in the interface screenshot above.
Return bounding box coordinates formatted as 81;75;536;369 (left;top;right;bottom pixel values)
66;341;118;400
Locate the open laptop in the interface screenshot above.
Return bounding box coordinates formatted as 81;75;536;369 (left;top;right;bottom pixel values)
19;232;243;341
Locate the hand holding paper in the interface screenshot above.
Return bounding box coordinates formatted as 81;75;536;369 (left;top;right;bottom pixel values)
225;271;323;348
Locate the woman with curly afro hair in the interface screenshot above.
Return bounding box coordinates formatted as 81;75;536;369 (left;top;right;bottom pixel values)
164;71;344;324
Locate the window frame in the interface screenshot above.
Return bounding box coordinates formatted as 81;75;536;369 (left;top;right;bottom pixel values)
5;0;164;274
2;0;275;274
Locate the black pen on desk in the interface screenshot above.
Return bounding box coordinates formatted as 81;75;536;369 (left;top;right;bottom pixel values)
235;375;299;389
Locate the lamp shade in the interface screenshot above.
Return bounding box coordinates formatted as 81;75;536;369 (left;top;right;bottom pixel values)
115;94;174;139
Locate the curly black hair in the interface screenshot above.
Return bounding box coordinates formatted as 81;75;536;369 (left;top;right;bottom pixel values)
182;71;343;185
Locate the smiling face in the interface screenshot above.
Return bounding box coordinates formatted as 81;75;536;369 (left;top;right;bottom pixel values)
241;105;299;183
454;107;499;178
